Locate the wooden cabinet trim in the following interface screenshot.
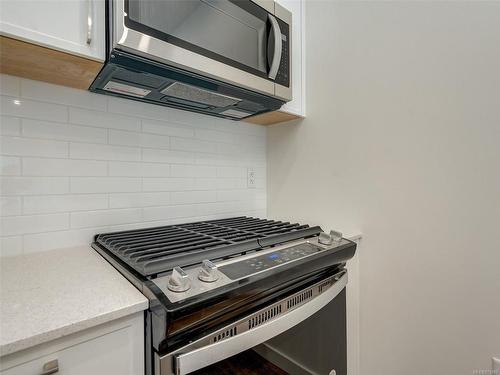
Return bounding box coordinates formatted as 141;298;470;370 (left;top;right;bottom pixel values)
0;36;103;90
244;110;303;126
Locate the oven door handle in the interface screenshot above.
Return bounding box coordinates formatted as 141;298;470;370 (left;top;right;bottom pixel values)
267;14;282;80
173;272;348;375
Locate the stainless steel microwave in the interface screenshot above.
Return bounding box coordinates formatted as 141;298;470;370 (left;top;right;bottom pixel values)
90;0;292;120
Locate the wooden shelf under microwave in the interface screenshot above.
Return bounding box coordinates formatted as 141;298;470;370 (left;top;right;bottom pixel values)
243;110;304;126
0;36;103;90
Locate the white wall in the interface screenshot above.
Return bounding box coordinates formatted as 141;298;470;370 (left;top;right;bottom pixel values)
0;74;266;256
268;2;500;375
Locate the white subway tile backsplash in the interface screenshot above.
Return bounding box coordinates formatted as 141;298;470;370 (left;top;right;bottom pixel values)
109;129;170;149
0;156;21;176
194;153;250;167
1;177;69;195
23;158;107;176
216;166;247;178
195;202;221;217
0;75;20;96
107;220;172;233
216;178;247;190
169;214;217;225
143;177;195;192
23;228;105;253
171;137;217;154
0;74;266;255
1;197;22;216
23;194;108;214
71;208;142;228
70;177;141;193
170;165;216;178
195;128;237;143
108;161;170;177
214;118;266;137
216;141;242;156
20;79;107;111
1;96;68;122
108;96;170;122
217;189;265;202
1;136;68;158
142;148;195;164
70;142;141;161
168;107;214;128
69;107;141;131
216;200;266;214
22;119;107;143
0;236;23;256
1;213;69;236
0;236;23;257
171;191;216;205
142;119;194;138
109;192;170;208
0;116;21;136
194;178;218;191
142;204;199;221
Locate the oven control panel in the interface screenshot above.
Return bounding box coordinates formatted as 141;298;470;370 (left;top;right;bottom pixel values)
218;243;321;280
153;237;349;303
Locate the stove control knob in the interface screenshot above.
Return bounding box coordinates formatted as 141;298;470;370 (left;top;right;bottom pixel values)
198;260;219;283
168;266;191;292
318;232;333;245
318;230;343;245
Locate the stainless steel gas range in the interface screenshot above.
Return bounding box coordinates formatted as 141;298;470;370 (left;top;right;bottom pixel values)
92;217;356;375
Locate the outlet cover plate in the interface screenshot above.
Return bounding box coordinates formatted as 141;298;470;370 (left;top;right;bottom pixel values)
247;168;256;188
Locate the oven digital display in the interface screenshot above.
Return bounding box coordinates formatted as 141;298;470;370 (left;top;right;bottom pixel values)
219;243;322;280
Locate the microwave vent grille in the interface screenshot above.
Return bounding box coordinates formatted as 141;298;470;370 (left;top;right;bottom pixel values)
161;82;241;108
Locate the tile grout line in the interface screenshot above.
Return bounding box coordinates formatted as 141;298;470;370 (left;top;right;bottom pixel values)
1;75;267;256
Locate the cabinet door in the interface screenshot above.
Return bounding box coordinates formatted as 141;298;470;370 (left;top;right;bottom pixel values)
1;314;144;375
0;0;105;61
276;0;305;116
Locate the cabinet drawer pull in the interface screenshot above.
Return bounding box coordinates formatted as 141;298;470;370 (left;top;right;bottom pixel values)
86;0;93;45
40;359;59;375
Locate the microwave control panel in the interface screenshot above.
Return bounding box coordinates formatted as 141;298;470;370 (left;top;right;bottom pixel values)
275;18;290;88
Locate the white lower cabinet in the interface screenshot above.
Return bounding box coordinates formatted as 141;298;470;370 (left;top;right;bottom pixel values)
0;313;144;375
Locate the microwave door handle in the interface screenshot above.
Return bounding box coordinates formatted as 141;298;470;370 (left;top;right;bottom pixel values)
86;0;93;45
267;14;282;80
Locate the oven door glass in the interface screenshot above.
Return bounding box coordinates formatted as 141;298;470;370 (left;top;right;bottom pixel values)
125;0;271;79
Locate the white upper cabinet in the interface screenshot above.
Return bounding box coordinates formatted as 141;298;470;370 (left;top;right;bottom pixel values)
0;0;105;61
276;0;306;117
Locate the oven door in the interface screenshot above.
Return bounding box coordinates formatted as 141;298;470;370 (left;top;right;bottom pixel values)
112;0;291;100
155;270;347;375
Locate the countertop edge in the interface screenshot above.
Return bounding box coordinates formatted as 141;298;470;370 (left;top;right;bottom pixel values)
0;298;148;357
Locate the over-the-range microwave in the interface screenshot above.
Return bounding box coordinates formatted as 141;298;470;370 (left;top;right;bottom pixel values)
90;0;292;120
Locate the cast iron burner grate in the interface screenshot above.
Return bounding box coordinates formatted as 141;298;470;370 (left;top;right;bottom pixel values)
95;217;321;278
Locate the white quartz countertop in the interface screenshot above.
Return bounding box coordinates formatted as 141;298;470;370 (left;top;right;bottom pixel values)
0;246;149;357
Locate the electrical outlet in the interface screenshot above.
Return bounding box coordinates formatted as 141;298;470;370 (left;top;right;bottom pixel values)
247;168;256;188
